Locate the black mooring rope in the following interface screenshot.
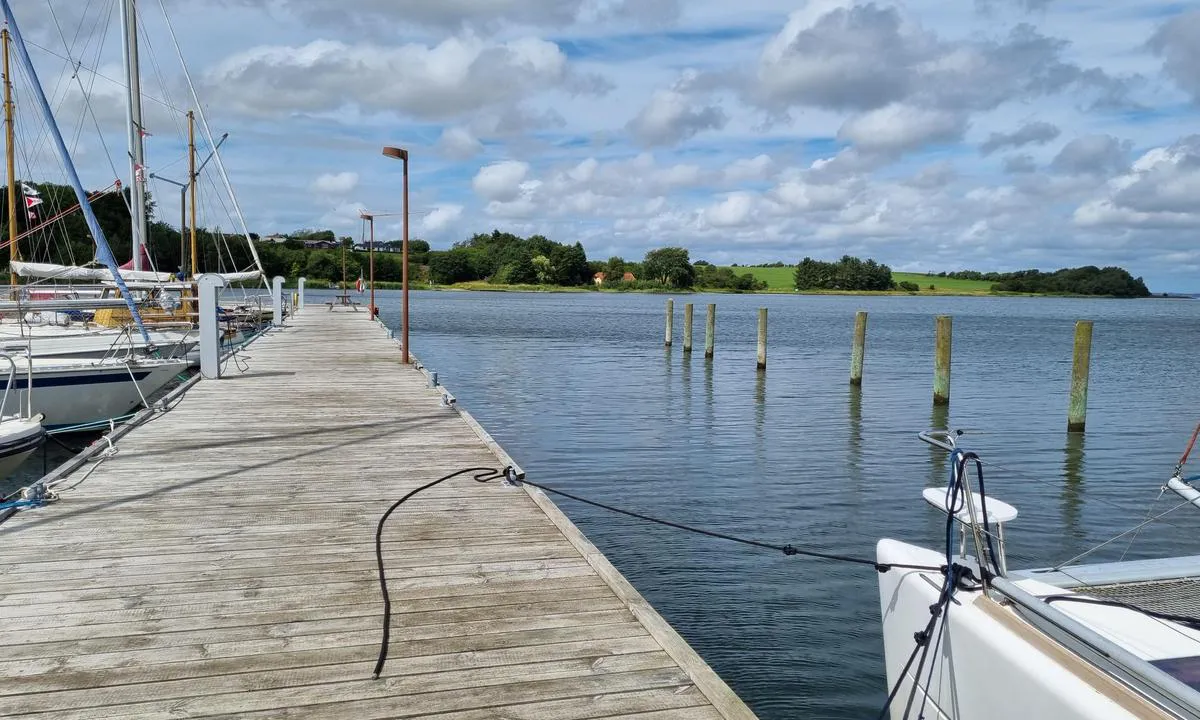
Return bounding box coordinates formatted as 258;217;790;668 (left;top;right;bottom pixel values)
371;466;945;679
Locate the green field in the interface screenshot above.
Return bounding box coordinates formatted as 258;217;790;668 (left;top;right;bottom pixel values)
721;266;996;294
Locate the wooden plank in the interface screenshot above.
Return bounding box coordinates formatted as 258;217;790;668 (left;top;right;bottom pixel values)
0;310;756;719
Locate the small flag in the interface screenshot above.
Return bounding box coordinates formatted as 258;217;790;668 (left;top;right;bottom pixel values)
20;183;38;196
138;126;152;139
24;196;42;209
27;211;36;221
356;274;365;293
134;164;146;182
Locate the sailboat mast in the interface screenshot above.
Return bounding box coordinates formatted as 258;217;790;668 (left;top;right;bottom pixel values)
188;110;197;277
2;28;17;288
119;0;148;272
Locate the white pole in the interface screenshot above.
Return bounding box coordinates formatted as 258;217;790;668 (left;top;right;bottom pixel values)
297;277;305;310
272;275;283;326
119;0;148;271
198;273;226;379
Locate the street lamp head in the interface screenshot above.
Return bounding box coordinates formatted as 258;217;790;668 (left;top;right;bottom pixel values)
382;146;408;161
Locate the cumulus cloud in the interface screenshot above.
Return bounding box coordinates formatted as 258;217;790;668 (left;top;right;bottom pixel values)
979;121;1060;155
724;155;777;183
472;161;531;202
1051;135;1131;176
626;89;727;146
705;193;757;228
1148;11;1200;103
1076;136;1200;229
422;205;465;233
751;3;1131;120
437;127;484;160
838;104;968;153
311;171;359;194
1003;154;1038;174
204;36;606;121
247;0;588;31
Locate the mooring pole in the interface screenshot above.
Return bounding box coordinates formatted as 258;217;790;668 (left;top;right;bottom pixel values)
683;303;694;353
705;303;716;359
271;275;284;327
664;298;674;347
757;307;767;371
297;277;306;311
934;315;952;405
850;310;867;386
198;273;226;380
1068;320;1093;432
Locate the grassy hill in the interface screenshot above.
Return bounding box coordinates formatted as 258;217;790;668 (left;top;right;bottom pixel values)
721;266;996;294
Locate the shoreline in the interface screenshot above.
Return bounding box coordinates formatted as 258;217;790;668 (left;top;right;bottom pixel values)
293;280;1175;299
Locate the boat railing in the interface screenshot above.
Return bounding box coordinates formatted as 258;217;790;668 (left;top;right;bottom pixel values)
0;342;31;419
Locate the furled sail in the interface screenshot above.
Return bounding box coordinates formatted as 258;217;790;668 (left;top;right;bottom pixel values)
10;261;175;283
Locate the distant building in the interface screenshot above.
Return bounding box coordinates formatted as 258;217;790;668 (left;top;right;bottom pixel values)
304;240;336;249
261;234;290;244
593;271;607;286
622;271;636;282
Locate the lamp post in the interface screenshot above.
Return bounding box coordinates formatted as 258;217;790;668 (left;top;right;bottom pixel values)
359;211;376;317
150;130;226;278
381;145;409;364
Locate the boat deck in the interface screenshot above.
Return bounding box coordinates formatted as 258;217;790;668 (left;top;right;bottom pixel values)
0;308;755;719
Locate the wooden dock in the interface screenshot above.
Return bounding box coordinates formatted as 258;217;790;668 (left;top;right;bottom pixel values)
0;308;756;719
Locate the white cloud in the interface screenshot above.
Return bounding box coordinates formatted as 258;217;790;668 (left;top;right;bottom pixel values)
1051;135;1131;176
436;127;484;160
422;204;465;233
1075;136;1200;229
204;36;603;122
724;155;776;183
626;88;727;146
1149;10;1200;103
838;104;967;153
705;192;757;227
472;161;532;202
311;171;359;195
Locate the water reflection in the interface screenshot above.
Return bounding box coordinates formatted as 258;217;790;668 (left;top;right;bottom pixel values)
704;359;714;432
681;351;692;425
927;403;950;488
1063;432;1086;540
754;371;766;462
848;386;864;480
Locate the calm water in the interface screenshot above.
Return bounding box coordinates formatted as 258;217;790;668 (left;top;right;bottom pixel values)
344;288;1200;718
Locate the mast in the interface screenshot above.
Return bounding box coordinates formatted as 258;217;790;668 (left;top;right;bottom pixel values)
341;241;347;292
3;28;16;288
188;110;197;277
119;0;148;271
0;0;152;345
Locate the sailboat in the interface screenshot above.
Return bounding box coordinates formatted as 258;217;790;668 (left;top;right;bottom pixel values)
876;429;1200;719
0;347;42;477
1;2;187;428
1;1;263;363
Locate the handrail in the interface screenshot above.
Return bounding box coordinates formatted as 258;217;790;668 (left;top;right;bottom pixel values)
0;352;16;418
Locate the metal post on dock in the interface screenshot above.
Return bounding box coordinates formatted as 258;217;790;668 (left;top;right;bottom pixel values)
297;277;306;311
683;303;693;352
664;298;674;347
756;307;767;371
850;310;867;386
705;303;715;359
934;315;952;405
271;275;284;326
198;273;226;380
1068;320;1093;432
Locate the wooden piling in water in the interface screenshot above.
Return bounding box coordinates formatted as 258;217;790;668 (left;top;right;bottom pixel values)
705;303;716;359
683;303;694;352
1068;320;1093;432
665;298;674;347
850;310;867;386
757;307;767;371
934;315;952;405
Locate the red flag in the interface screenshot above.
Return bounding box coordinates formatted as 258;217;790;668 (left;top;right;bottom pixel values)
25;196;42;209
27;211;36;221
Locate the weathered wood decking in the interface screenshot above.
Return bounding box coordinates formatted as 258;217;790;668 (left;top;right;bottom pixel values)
0;308;757;719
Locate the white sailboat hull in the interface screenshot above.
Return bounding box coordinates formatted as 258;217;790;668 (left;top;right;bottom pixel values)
0;326;198;362
6;360;187;430
877;539;1159;720
0;416;44;479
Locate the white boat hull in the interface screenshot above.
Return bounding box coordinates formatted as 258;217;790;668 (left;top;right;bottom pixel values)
0;326;197;363
877;539;1158;720
6;361;187;430
0;416;44;479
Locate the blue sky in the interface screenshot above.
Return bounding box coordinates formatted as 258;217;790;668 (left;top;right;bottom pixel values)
10;0;1200;290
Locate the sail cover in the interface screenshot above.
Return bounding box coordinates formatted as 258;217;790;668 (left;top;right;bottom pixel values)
10;261;175;283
